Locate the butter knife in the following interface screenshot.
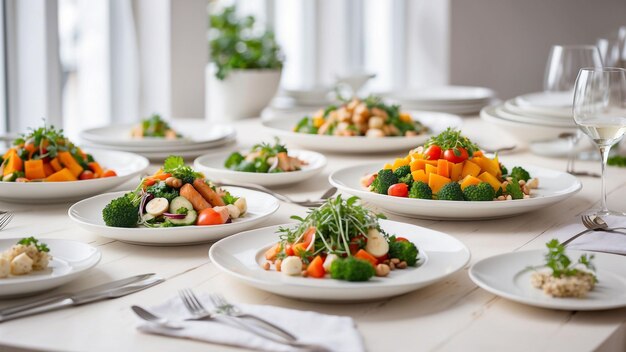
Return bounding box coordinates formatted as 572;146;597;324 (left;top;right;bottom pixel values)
0;275;164;323
0;273;156;316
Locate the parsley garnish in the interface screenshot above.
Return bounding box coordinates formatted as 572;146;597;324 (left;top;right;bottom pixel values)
17;237;50;253
162;156;202;184
542;239;596;279
424;128;479;155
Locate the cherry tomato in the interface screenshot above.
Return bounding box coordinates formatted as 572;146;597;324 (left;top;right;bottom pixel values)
197;208;225;226
443;147;469;163
376;253;389;262
423;145;442;160
395;237;409;242
387;183;409;197
284;243;295;256
349;234;367;254
79;170;95;180
102;169;117;178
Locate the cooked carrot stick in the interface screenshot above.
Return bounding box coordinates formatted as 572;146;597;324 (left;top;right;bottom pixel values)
180;183;210;211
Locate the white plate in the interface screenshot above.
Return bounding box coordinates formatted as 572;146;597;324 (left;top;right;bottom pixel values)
397;103;488;115
80;120;235;147
469;250;626;310
0;238;101;298
68;188;279;246
193;149;327;187
0;150;149;204
504;99;571;119
480;105;576;145
209;220;470;302
262;111;463;153
516;91;573;109
494;105;574;128
382;86;494;104
329;163;582;220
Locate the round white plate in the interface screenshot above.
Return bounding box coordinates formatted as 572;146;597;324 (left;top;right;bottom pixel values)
469;249;626;310
480;105;576;145
193;149;327;187
209;220;470;302
329;163;582;220
494;105;574;128
262;111;463;153
80;120;235;147
382;86;494;104
0;149;149;204
504;99;571;119
68;188;279;246
397;103;488;115
0;238;101;298
516;91;573;109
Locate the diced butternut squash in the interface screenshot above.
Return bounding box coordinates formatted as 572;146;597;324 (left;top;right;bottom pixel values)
392;157;410;171
428;173;452;194
460;175;482;190
58;151;84;177
411;169;428;184
474;157;500;177
425;164;437;175
383;163;393;170
410;159;426;172
25;159;46;180
409;152;423;161
461;160;481;178
50;157;63;172
424;160;438;166
450;162;464;182
88;162;103;177
2;150;23;176
437;159;450;178
43;162;55;177
45;168;78;182
478;172;502;191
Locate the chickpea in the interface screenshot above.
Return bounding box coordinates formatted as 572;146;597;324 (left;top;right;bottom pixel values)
375;264;391;277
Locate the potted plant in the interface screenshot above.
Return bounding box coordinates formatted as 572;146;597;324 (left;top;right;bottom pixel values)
206;6;283;121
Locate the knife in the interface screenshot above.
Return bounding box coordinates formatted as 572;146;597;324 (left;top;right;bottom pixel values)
0;274;164;323
0;273;156;316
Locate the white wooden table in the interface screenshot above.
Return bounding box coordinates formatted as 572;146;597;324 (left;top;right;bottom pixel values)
0;117;625;352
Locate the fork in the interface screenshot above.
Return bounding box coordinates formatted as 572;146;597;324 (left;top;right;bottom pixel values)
562;215;607;246
179;289;330;352
216;182;336;207
209;293;296;341
0;211;13;231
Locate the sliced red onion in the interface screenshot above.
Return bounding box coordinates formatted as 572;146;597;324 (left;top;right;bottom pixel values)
163;212;186;219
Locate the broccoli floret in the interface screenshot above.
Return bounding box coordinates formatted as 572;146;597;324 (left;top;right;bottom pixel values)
510;166;531;182
102;194;139;227
146;181;179;202
224;152;244;169
506;181;524;200
437;182;464;201
398;173;413;187
388;236;419;266
370;169;398;194
393;165;411;179
330;257;375;282
500;163;508;176
463;182;496;201
409;181;433;199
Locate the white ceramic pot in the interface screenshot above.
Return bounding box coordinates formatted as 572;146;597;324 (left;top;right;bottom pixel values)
206;64;282;121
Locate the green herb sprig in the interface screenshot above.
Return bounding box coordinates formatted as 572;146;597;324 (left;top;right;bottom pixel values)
162;156;202;184
425;128;479;155
542;239;596;279
17;237;50;253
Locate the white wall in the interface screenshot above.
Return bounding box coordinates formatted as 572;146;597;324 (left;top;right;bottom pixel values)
450;0;626;99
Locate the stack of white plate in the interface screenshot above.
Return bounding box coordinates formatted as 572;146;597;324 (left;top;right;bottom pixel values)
480;91;577;145
79;119;236;160
381;86;495;114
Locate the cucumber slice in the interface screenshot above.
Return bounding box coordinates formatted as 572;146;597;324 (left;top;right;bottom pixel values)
167;210;197;226
169;196;194;214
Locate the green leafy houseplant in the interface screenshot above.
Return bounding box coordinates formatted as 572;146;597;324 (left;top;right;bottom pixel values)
209;6;283;80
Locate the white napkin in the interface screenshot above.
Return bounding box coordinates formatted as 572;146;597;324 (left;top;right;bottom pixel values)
552;216;626;255
136;294;365;352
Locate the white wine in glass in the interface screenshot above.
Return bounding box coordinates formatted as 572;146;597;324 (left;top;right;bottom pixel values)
573;67;626;216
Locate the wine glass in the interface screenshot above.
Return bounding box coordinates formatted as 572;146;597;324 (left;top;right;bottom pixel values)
544;45;603;175
573;67;626;216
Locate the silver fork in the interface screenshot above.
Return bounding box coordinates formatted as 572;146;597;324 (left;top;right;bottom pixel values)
179;289;330;352
0;211;13;231
209;293;296;341
562;215;606;246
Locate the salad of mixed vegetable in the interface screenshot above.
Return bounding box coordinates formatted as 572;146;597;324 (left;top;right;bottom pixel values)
263;196;419;281
1;124;116;182
294;96;428;138
224;139;307;173
102;156;246;228
131;114;181;139
363;128;539;201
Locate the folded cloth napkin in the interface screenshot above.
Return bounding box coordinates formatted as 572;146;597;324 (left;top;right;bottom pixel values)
552;215;626;255
136;294;365;352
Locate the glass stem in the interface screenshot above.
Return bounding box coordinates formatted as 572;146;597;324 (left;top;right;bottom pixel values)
598;145;612;213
